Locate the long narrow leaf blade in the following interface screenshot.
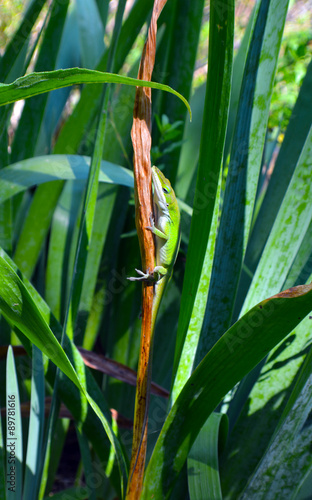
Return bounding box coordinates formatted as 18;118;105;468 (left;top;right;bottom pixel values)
196;0;290;360
0;248;126;495
172;0;234;387
0;255;128;494
0;155;134;203
188;413;228;500
10;0;70;163
0;0;46;82
0;68;191;116
0;396;5;499
225;128;312;442
6;346;23;499
23;346;45;499
242;125;312;313
240;332;312;499
245;58;312;273
143;284;312;499
14;181;64;279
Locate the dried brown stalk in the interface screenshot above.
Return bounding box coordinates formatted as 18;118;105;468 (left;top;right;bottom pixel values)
126;0;167;498
0;344;169;398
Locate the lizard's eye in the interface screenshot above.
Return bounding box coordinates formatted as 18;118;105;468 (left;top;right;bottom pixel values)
162;187;170;194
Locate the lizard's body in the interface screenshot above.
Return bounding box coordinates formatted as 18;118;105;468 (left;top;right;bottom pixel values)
128;165;181;473
130;166;181;329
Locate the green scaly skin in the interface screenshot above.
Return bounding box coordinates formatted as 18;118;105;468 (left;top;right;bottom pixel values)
128;166;181;475
129;165;181;332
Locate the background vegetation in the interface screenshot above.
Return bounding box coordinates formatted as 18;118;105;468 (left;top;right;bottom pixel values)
0;0;311;498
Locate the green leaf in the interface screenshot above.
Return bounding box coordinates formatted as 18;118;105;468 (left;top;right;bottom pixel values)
0;394;5;499
10;0;70;163
143;283;312;499
225;126;312;442
0;200;12;253
176;82;206;201
14;181;64;279
283;217;312;289
0;155;134;203
43;486;88;500
23;346;45;500
225;309;312;495
294;467;312;500
77;184;119;343
155;0;205;182
245;58;312;274
223;3;258;162
242;125;312;314
172;169;222;401
240;331;312;499
188;413;228;500
172;0;234;389
1;257;79;386
0;255;128;495
75;0;105;69
76;425;97;500
0;0;46;83
0;68;191;117
6;345;23;499
196;0;290;360
53;0;151;156
43;419;70;496
64;0;127;339
45;181;84;320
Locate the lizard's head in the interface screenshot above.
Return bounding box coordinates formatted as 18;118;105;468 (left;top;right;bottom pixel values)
151;166;176;216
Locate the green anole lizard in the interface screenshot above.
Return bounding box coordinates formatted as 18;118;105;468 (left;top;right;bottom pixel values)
128;165;181;473
129;165;181;327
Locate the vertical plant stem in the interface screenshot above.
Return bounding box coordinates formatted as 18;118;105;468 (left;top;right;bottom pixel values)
126;0;167;497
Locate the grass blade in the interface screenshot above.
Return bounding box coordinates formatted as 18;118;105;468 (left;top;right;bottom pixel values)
76;184;119;344
188;413;228;500
0;68;191;117
13;181;64;279
283;217;312;289
0;254;128;495
0;155;134;203
10;0;70;163
176;82;206;200
45;181;84;320
143;283;312;499
53;0;152;156
0;248;126;494
76;425;97;500
75;0;105;69
245;58;312;274
156;0;205;182
65;0;128;338
172;170;222;401
242;125;312;313
240;334;312;499
6;346;23;499
172;0;234;386
197;0;290;360
23;346;45;499
0;408;5;500
223;3;258;162
225;129;312;442
0;0;46;83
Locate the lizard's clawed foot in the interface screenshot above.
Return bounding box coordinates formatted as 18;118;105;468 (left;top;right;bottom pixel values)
146;213;155;232
127;268;154;282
